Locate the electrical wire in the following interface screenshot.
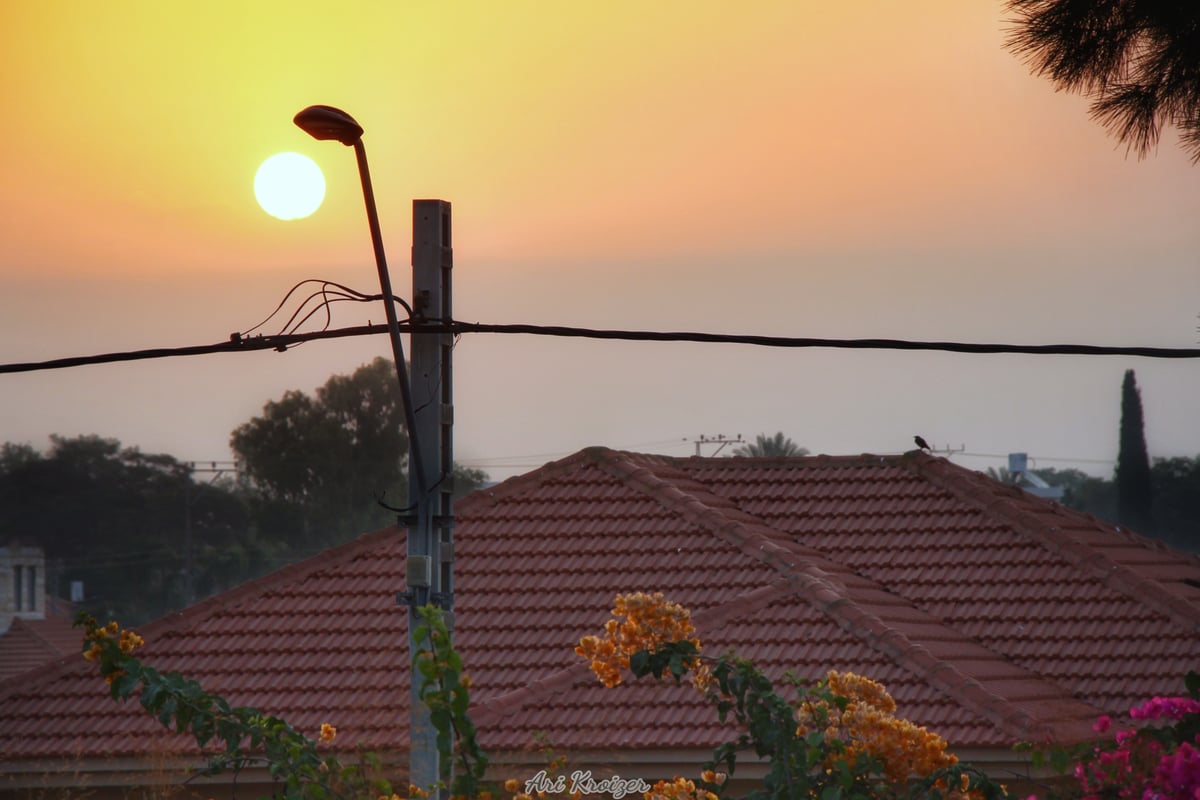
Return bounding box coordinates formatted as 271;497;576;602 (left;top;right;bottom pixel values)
3;320;1200;375
236;278;414;352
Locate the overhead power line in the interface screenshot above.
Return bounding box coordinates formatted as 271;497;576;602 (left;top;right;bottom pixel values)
2;321;1200;375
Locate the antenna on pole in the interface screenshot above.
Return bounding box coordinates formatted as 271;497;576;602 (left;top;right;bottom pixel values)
691;434;744;457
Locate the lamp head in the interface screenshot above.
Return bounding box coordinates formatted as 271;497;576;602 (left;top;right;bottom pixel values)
294;105;364;146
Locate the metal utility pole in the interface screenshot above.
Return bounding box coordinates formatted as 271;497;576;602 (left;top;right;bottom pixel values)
406;199;454;792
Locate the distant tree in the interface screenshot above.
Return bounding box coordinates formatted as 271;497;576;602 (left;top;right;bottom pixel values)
0;435;259;624
984;465;1012;484
991;456;1199;552
733;432;810;458
1005;1;1200;162
231;357;488;548
1116;369;1155;533
1150;456;1200;551
452;464;490;496
1032;466;1118;521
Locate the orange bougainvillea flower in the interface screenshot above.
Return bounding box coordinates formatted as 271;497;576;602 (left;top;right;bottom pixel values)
645;776;719;800
319;723;336;743
575;592;711;690
795;671;957;782
118;629;144;655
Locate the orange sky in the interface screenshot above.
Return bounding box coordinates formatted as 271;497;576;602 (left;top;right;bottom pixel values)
1;2;1197;479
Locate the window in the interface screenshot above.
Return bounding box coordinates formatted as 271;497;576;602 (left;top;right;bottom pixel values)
25;566;36;612
12;565;36;612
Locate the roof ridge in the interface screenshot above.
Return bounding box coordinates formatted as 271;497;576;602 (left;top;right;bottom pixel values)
767;567;1099;743
0;622;76;696
471;580;798;727
456;448;606;514
596;450;1101;743
471;567;1099;746
590;448;829;583
909;454;1200;633
0;526;405;704
139;526;402;639
609;453;1104;748
472;662;595;725
17;617;70;655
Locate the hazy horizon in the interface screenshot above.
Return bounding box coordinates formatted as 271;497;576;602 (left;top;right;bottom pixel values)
2;2;1197;483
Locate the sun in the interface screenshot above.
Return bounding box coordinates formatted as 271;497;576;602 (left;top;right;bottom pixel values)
254;153;326;220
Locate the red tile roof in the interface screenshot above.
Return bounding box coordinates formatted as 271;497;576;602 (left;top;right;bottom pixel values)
3;448;1199;781
0;599;79;681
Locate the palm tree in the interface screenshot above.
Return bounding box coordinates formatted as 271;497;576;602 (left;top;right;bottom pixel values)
733;432;810;458
1005;0;1200;162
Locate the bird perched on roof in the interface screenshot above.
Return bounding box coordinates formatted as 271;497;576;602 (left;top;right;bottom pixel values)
913;435;931;451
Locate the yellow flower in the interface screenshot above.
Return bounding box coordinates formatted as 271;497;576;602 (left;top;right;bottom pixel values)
319;723;336;743
504;779;521;793
460;674;473;689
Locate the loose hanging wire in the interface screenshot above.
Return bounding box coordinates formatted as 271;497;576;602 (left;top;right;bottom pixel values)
235;279;414;348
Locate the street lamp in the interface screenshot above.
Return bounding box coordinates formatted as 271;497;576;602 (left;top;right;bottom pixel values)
294;104;442;790
293;104;426;495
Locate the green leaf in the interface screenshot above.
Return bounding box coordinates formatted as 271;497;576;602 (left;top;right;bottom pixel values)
451;687;470;716
430;708;452;734
114;671;140;698
139;682;162;711
191;714;216;746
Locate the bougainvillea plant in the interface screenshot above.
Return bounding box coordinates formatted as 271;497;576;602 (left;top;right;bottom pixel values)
78;611;400;799
80;594;1200;800
575;592;1008;800
1028;671;1200;800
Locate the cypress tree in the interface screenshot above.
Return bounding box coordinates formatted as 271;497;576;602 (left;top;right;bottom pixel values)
1115;369;1154;533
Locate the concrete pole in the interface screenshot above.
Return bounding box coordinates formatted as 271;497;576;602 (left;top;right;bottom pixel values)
407;200;454;792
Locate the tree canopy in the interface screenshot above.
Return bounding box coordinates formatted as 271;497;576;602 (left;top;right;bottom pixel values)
1006;0;1200;161
1;359;489;624
1116;369;1155;532
733;432;810;458
231;357;487;547
0;436;263;624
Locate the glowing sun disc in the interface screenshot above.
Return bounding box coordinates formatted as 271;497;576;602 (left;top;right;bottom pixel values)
255;152;326;220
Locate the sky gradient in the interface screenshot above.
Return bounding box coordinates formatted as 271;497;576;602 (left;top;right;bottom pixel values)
1;2;1197;481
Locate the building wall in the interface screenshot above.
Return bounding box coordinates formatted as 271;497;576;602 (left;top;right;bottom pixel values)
0;546;45;635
